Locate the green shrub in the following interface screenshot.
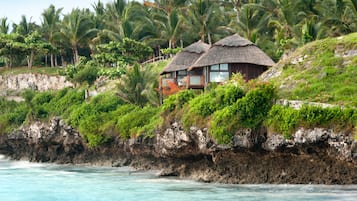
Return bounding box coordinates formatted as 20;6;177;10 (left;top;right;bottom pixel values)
8;103;28;125
265;105;357;139
210;106;237;144
210;84;276;144
73;64;99;85
162;90;196;112
235;84;276;128
49;88;85;117
32;92;54;106
90;93;123;113
117;106;160;139
182;84;245;129
265;105;300;139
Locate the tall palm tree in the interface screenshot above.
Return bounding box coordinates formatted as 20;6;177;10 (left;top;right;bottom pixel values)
315;0;357;36
236;3;269;43
183;0;225;45
41;5;63;67
103;1;149;41
0;17;9;34
61;9;96;63
144;0;188;48
14;15;39;36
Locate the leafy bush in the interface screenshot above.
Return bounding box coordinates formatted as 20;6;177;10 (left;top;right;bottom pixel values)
32;92;54;105
117;106;160;139
72;64;99;85
66;93;123;146
265;105;357;139
0;100;28;134
162;90;196;112
210;83;276;144
265;105;300;139
49;88;85;118
182;84;245;129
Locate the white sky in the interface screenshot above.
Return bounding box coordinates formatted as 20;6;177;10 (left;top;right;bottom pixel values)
1;0;115;25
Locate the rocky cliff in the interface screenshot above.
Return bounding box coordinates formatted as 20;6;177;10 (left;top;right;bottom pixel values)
1;118;356;184
0;73;73;96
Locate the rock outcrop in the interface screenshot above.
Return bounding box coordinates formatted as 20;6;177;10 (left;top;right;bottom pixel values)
0;73;73;96
1;119;357;184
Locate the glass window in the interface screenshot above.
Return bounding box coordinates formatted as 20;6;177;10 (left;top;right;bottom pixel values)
177;70;187;76
210;65;220;71
210;72;229;82
220;64;228;71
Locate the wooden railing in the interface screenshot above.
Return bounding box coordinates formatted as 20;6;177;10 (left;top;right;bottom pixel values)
141;56;166;65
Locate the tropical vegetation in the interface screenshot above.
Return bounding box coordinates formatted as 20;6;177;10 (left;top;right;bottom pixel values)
0;0;356;147
1;0;357;67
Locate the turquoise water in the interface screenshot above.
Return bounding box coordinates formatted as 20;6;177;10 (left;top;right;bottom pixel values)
1;155;356;201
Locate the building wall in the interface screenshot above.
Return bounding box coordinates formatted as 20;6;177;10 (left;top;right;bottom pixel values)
230;63;268;80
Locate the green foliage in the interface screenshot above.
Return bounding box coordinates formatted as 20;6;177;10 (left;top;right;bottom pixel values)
162;90;196;112
116;64;160;107
116;106;159;139
49;88;85;118
160;48;182;56
210;84;277;144
0;98;28;133
272;33;357;107
265;105;357;139
93;38;153;66
98;65;126;79
72;63;99;85
182;84;245;128
265;105;300;139
62;59;99;86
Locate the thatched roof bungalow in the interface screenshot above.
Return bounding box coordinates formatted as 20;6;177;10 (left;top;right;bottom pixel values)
189;34;275;86
159;41;210;91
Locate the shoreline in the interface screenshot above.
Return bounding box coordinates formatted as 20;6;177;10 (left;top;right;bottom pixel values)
1;117;357;184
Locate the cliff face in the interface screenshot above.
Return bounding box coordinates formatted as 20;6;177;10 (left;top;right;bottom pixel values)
0;73;73;96
1;118;357;184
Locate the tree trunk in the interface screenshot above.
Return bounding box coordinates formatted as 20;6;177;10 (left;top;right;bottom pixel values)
73;45;79;63
27;50;34;69
55;55;58;67
207;32;212;45
234;0;242;23
61;55;66;67
45;55;48;67
201;34;205;43
50;53;55;67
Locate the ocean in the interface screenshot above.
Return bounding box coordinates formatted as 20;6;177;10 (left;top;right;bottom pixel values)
1;155;356;201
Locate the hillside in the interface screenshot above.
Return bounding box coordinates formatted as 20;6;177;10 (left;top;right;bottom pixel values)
261;33;357;107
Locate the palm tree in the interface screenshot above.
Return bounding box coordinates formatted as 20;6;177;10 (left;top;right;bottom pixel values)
182;0;225;45
236;3;269;43
103;1;149;41
61;9;96;63
13;15;39;36
0;18;9;34
116;64;159;107
144;0;188;48
315;0;357;36
41;5;63;67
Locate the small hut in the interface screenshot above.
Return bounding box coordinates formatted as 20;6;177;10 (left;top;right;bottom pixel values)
190;34;275;86
159;41;210;92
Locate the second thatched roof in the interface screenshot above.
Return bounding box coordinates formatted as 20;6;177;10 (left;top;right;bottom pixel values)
160;41;210;75
190;34;275;69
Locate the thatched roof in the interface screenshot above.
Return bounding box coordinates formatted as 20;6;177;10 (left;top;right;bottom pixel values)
190;34;275;69
160;41;210;75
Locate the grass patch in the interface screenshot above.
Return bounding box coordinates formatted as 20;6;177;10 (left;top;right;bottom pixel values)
0;66;63;76
268;33;357;107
